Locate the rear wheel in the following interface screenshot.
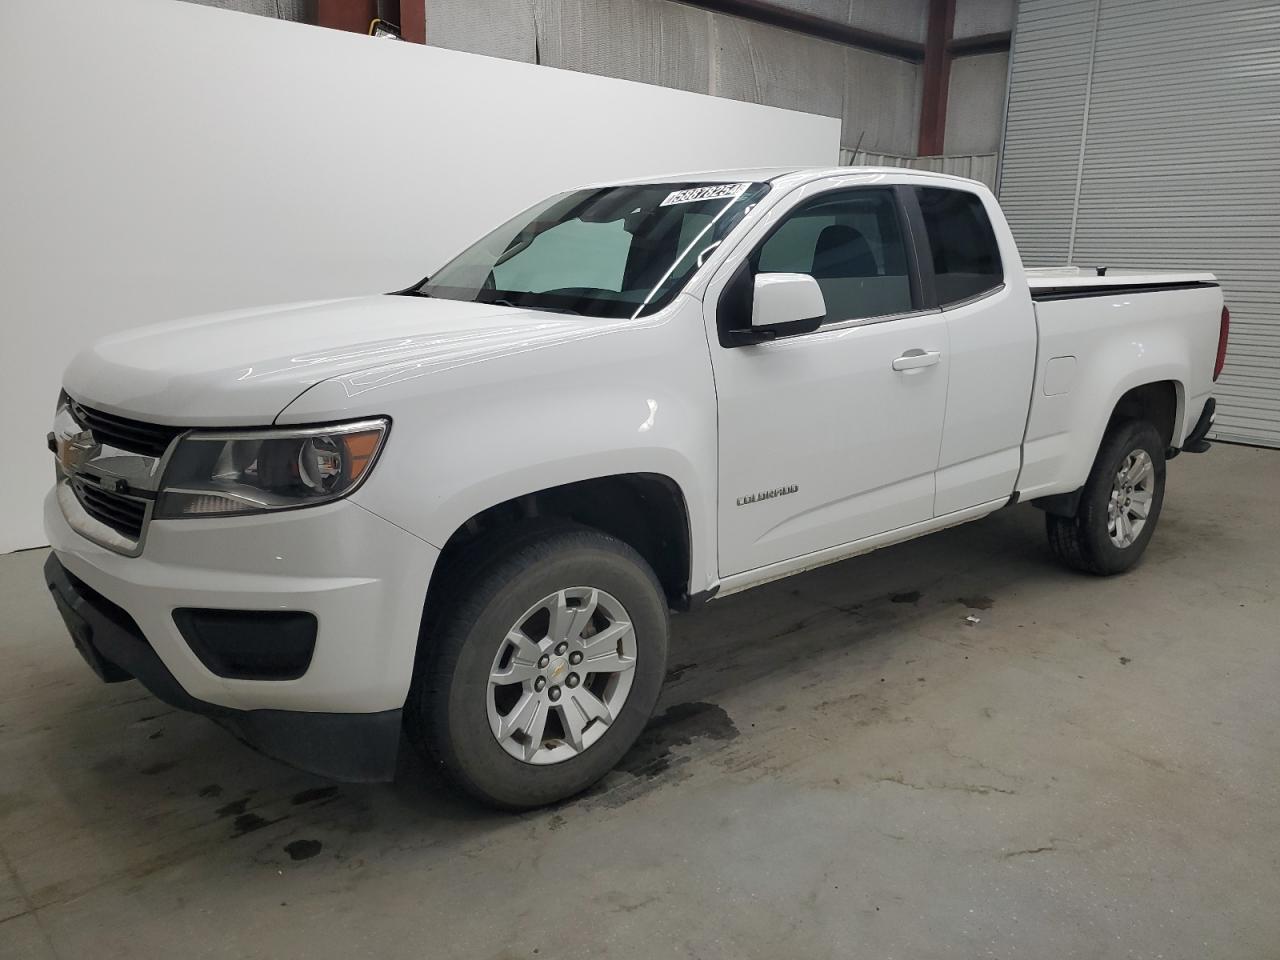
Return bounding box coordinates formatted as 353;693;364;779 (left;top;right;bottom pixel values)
1046;419;1167;576
407;525;669;809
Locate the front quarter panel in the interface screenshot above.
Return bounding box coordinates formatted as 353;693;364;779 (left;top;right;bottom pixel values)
276;296;720;595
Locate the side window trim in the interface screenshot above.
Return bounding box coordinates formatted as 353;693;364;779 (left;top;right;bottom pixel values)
896;185;938;309
715;184;925;347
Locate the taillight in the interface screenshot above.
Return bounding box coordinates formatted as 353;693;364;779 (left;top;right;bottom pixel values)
1214;305;1230;382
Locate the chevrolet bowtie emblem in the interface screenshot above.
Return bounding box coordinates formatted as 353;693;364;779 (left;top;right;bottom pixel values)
58;429;98;474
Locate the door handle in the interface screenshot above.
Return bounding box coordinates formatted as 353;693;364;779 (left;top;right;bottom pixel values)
892;350;942;373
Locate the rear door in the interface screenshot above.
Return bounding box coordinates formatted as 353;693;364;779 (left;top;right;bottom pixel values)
908;186;1038;515
705;184;950;577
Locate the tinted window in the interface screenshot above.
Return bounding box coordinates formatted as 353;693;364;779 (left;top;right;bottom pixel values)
492;219;630;293
915;187;1003;306
754;188;914;322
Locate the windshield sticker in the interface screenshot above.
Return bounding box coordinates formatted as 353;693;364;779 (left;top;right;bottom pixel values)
660;183;750;206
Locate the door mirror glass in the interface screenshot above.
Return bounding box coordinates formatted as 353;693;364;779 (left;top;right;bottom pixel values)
752;273;826;332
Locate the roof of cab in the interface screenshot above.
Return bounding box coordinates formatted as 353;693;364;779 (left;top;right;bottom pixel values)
587;165;987;190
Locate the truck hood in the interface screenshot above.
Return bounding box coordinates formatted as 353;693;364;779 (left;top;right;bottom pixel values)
63;295;629;425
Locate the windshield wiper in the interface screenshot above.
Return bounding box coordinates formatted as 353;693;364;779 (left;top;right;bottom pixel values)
391;274;432;297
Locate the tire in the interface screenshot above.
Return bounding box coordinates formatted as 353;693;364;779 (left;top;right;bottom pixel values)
406;524;669;809
1046;419;1167;576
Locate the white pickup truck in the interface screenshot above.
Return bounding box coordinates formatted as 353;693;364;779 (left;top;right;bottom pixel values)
44;167;1228;808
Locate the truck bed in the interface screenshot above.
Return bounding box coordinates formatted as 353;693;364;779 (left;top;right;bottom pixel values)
1025;266;1218;300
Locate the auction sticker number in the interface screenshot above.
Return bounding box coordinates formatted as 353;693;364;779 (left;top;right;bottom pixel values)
660;183;749;206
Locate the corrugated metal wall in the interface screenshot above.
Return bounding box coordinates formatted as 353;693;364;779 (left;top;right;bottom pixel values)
1001;0;1280;446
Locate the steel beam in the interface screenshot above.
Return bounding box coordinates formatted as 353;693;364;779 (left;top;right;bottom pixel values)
917;0;956;155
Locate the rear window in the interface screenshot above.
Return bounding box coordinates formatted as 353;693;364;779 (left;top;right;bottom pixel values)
915;187;1003;306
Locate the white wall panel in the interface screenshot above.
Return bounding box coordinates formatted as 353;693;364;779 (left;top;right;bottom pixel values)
0;0;839;552
1001;0;1280;447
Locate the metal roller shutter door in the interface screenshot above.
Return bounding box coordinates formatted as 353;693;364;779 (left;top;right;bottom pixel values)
1000;0;1280;447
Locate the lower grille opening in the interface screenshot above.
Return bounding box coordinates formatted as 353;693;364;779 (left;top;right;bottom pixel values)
173;609;318;681
72;479;147;540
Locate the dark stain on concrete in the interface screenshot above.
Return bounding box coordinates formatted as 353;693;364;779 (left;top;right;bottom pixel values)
664;662;697;683
959;595;995;610
291;786;339;805
547;814;567;831
140;760;176;775
1003;844;1057;859
216;797;251;818
891;591;922;604
284;839;323;861
1119;656;1132;665
769;618;813;640
233;812;284;837
616;701;738;779
198;784;222;799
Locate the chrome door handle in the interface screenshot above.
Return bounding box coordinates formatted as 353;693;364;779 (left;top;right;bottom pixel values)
892;350;942;372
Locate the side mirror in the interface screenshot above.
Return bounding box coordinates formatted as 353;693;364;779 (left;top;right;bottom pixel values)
750;273;825;338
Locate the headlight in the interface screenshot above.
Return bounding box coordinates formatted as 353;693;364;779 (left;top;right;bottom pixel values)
155;419;389;518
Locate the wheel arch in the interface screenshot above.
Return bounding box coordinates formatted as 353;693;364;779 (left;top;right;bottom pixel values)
420;473;695;644
1108;379;1183;450
1032;380;1181;518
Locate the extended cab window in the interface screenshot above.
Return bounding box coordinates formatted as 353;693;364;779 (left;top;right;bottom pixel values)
914;187;1003;306
754;188;913;322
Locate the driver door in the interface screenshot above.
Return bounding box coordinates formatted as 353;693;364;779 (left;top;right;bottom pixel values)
706;185;950;578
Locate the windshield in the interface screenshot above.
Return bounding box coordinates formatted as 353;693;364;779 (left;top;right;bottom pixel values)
414;181;771;318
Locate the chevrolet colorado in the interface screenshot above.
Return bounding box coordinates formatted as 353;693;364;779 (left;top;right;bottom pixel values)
43;167;1228;808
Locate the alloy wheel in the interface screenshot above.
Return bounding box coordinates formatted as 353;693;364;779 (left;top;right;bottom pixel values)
1108;449;1155;548
486;587;638;764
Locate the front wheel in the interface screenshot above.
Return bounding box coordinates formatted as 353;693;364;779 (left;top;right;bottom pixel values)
407;526;669;809
1046;419;1167;576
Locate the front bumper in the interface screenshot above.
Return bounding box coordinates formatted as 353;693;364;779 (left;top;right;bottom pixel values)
43;490;440;781
45;554;401;780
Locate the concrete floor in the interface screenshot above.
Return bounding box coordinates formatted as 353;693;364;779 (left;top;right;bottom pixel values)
1;443;1277;959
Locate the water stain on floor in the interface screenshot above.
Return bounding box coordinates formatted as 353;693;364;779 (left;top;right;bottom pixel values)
616;701;739;778
291;786;339;805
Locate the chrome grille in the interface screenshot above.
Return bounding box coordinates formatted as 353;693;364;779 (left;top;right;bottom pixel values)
68;398;184;457
71;477;148;540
